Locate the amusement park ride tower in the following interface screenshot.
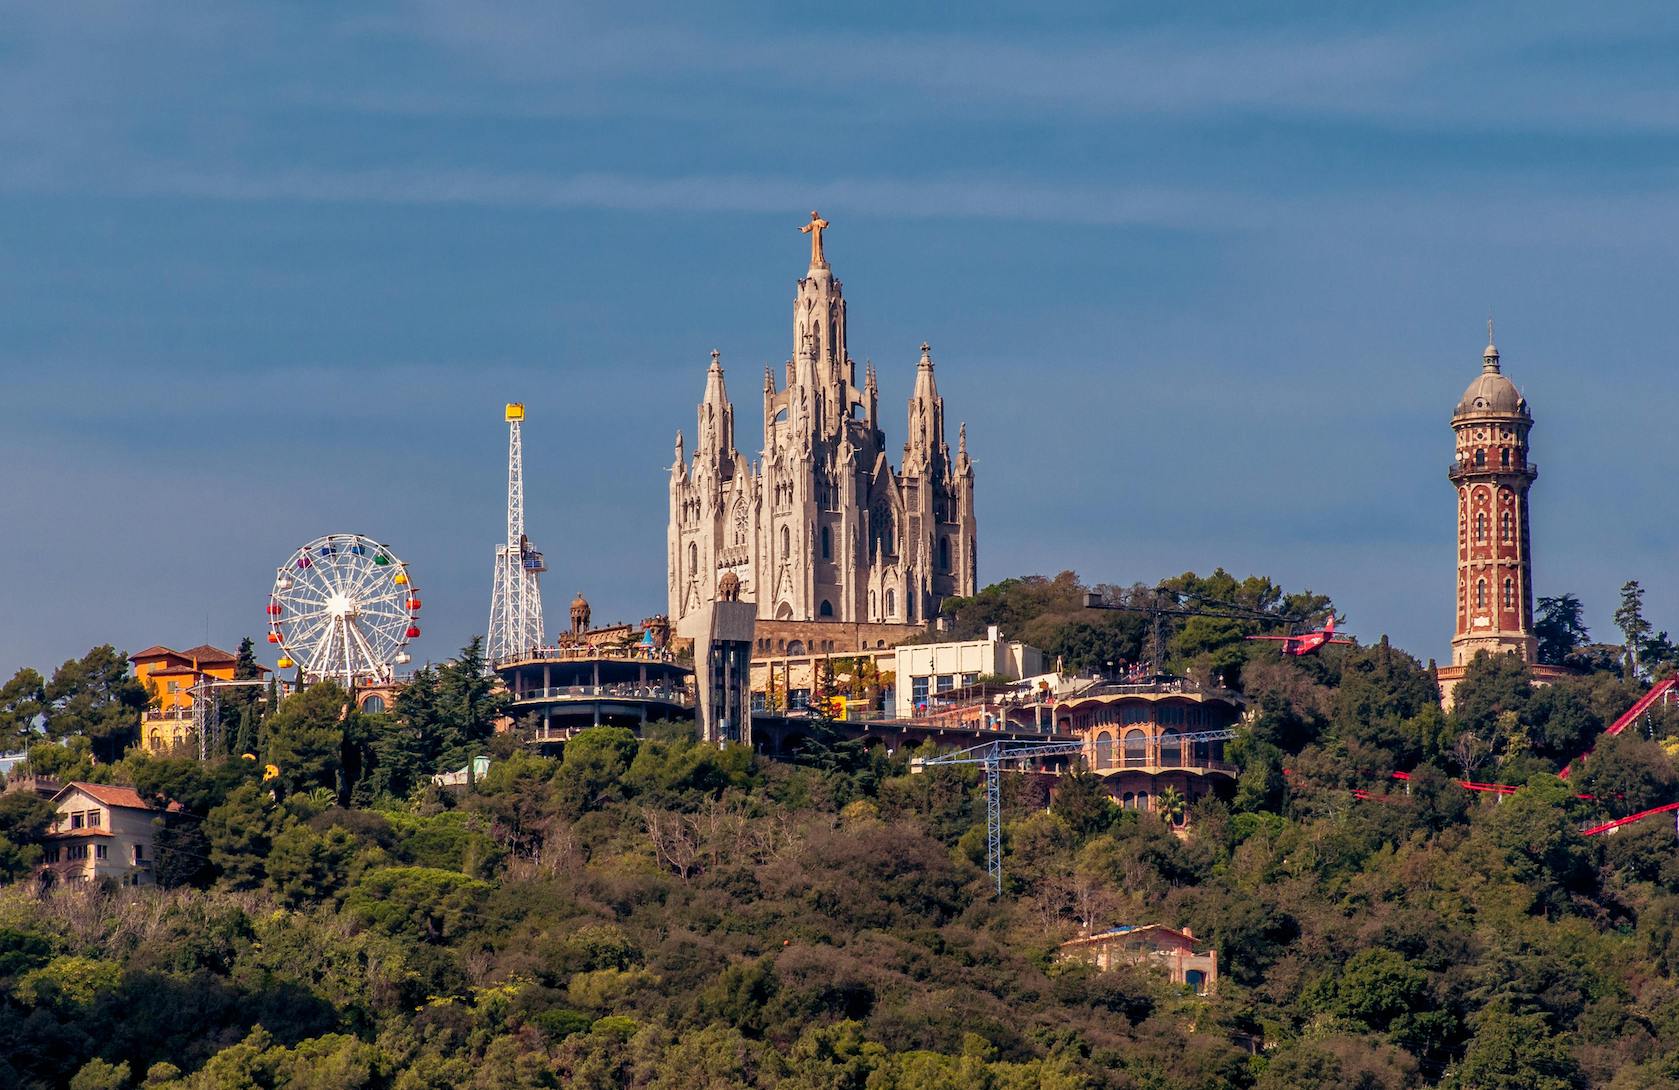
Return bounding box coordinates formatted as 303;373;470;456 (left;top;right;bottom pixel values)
487;403;546;662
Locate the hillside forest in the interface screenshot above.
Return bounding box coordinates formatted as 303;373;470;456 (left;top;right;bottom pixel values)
0;572;1676;1089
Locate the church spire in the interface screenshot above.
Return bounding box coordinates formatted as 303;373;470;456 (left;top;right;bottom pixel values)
905;341;945;468
696;349;735;464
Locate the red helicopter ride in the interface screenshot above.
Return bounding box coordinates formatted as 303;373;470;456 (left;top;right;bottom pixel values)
1245;615;1355;657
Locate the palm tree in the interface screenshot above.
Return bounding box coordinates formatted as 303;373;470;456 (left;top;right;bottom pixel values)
1155;785;1187;826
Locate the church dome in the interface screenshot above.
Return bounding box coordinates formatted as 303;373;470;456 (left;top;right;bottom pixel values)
1454;342;1527;417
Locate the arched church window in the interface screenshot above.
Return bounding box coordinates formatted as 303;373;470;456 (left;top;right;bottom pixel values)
787;641;805;656
1476;580;1486;609
688;542;698;573
885;589;895;617
820;600;834;618
733;502;749;546
938;536;950;572
821;527;831;560
780;526;790;555
869;591;876;616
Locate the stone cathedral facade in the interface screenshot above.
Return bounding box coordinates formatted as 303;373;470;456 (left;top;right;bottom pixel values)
668;214;977;632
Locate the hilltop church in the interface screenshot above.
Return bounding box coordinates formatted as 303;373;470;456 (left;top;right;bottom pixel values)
668;213;977;638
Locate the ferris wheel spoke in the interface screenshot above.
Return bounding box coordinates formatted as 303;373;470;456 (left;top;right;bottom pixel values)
269;534;415;686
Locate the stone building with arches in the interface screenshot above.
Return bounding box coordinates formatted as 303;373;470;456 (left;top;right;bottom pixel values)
1015;681;1244;826
667;215;977;643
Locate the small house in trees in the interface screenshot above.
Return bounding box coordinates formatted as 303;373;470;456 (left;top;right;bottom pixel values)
1059;924;1218;995
39;782;180;887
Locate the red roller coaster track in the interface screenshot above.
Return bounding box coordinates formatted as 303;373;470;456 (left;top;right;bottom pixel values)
1559;675;1678;779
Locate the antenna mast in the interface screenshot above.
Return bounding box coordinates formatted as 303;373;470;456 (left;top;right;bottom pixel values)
487;403;546;662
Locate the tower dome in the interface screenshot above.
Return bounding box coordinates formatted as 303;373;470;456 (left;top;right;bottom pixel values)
1454;337;1527;417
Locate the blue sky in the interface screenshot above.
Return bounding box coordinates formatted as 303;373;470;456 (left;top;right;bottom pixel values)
4;1;1678;678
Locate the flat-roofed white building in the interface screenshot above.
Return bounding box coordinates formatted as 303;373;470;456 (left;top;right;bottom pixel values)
893;626;1047;718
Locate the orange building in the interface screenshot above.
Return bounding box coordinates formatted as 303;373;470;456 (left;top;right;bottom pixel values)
129;645;268;755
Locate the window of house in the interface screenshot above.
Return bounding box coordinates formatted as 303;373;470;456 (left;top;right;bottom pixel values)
1123;729;1148;767
87;810;100;827
962;673;978;687
787;640;805;656
362;695;386;714
167;680;180;693
936;675;955;694
1159;705;1185;726
95;844;107;860
1094;731;1114;769
1160;731;1183;766
1121;704;1149;725
132;844;144;864
789;689;811;710
911;677;930;705
71;812;84;829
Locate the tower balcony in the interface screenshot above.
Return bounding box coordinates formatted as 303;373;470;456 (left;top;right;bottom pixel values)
1448;460;1537;484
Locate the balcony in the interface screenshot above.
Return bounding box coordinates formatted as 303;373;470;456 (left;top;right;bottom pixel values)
1448;460;1537;483
508;683;694;708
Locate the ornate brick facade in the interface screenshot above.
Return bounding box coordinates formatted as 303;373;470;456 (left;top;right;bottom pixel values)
1447;330;1537;667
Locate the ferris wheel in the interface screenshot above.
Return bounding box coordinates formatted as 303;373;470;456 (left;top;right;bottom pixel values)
265;533;421;687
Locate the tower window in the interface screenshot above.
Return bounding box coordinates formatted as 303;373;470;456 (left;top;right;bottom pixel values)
1500;511;1513;543
819;599;834;618
780;526;790;554
688;542;698;572
939;536;951;571
1476;580;1487;609
1503;578;1515;609
1475;449;1486;468
1474;513;1486;543
885;589;895;617
821;526;831;560
1501;448;1510;467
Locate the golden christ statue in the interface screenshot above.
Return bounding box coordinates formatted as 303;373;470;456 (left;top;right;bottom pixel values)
800;210;830;268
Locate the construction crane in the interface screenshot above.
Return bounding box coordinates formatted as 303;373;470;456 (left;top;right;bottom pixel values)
912;730;1237;895
1082;587;1314;677
486;403;546;663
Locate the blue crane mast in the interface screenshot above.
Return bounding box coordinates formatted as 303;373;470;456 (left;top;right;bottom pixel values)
912;730;1238;895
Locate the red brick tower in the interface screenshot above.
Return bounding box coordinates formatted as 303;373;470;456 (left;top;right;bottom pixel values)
1446;325;1537;679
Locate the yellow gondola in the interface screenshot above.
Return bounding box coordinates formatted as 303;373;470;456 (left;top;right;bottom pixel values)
277;656;294;669
394;571;409;585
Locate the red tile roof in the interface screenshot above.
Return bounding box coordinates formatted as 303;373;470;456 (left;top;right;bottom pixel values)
55;782;183;813
178;644;238;664
130;646;185;662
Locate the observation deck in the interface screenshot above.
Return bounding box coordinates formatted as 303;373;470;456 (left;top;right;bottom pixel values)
496;645;695;745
